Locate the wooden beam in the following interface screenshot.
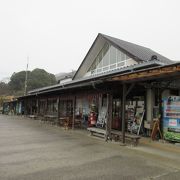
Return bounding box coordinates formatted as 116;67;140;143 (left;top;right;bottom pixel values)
111;65;180;82
121;84;127;144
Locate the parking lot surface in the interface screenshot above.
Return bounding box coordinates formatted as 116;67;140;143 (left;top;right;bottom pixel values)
0;115;180;180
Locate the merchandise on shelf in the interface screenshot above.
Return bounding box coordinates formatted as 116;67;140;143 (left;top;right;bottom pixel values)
127;107;135;132
126;100;144;134
163;96;180;142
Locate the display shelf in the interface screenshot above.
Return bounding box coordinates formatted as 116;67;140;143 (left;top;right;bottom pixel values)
126;108;135;132
163;96;180;142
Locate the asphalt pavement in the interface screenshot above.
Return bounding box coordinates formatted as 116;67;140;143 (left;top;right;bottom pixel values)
0;115;180;180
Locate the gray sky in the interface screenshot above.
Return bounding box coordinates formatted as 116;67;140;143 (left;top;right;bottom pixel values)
0;0;180;80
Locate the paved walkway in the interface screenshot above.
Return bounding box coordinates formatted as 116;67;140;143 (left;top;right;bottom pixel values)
0;115;180;180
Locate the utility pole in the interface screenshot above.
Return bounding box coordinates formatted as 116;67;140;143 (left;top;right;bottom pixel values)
24;56;29;96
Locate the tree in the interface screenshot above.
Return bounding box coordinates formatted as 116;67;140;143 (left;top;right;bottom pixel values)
8;69;57;95
0;82;10;95
8;71;28;92
28;68;56;90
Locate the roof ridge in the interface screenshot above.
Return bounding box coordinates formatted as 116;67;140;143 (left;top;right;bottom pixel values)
100;33;150;49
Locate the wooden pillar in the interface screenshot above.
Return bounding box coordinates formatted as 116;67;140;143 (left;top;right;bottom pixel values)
57;97;60;118
159;89;163;137
105;94;109;141
72;96;76;130
23;100;25;116
146;88;155;122
24;99;28;116
36;97;39;116
108;94;113;140
30;99;32;115
121;84;127;144
45;98;48;115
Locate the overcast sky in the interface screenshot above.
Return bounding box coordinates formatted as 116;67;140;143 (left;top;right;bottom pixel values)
0;0;180;80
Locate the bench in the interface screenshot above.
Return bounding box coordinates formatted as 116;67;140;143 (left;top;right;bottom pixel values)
87;128;140;146
111;130;141;146
87;127;106;138
74;119;82;128
59;117;82;129
29;115;38;120
60;117;72;130
44;115;58;125
64;118;72;130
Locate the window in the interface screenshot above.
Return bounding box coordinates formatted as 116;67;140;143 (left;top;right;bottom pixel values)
88;43;132;75
121;53;126;61
97;52;102;68
110;46;116;64
117;51;121;62
102;44;109;67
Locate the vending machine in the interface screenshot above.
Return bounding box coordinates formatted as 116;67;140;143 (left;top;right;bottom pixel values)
163;96;180;142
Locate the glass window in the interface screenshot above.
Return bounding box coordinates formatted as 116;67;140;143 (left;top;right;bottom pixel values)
117;51;121;62
102;50;109;66
117;50;130;62
102;43;109;67
88;43;131;75
110;46;116;64
126;54;130;60
121;53;126;61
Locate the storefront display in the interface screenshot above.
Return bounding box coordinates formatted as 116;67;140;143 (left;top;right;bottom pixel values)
126;100;144;135
163;96;180;142
96;106;107;128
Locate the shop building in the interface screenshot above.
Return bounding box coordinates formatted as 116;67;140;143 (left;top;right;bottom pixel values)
7;33;180;143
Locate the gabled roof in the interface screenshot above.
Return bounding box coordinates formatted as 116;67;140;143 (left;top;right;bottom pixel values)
26;33;176;96
73;33;173;79
101;33;172;64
